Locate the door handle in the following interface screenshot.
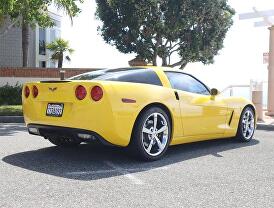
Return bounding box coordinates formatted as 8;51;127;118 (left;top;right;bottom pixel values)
174;91;180;100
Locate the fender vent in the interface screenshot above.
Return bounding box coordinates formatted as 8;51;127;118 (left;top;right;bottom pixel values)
228;110;234;126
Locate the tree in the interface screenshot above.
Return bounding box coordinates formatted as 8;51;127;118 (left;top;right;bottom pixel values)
0;0;83;67
96;0;235;69
47;38;74;68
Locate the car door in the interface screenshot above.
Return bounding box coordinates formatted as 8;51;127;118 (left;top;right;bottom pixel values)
165;71;228;136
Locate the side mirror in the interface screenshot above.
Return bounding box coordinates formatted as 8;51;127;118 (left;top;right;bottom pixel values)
210;88;219;96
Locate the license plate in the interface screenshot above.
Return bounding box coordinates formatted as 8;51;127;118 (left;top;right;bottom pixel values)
46;103;64;117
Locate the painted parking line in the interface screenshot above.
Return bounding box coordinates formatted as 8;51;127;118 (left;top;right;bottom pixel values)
104;161;145;185
66;161;169;185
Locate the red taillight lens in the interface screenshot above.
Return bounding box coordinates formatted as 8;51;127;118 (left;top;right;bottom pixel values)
91;86;103;101
24;86;30;98
32;85;38;98
75;85;87;100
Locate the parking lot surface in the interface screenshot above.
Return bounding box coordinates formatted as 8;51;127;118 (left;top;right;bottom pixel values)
0;124;273;208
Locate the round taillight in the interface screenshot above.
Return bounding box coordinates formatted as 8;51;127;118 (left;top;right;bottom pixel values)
24;86;30;98
75;85;87;100
91;86;103;101
32;85;38;98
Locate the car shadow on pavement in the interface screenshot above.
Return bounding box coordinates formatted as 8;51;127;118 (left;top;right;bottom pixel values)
2;138;259;181
0;124;26;137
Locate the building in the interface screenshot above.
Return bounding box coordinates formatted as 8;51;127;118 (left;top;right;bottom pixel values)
0;12;61;68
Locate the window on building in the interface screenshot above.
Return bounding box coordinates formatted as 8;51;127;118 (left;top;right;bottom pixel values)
39;61;46;68
165;72;210;95
39;28;46;55
53;20;61;28
50;29;56;43
50;60;56;68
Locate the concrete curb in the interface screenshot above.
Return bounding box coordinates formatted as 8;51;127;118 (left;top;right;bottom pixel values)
257;123;274;131
0;116;24;123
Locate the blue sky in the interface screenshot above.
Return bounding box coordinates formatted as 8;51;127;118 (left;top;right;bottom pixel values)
61;0;274;89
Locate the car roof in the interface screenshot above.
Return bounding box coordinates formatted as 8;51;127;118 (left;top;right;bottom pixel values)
140;66;182;72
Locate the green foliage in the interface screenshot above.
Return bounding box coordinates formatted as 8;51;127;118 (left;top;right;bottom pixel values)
47;38;74;68
0;0;84;66
0;105;22;116
0;0;84;28
0;83;22;105
96;0;235;68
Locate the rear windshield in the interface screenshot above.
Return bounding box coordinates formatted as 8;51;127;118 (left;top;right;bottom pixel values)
69;68;162;86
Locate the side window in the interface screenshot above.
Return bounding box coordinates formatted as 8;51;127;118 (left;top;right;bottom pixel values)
165;72;210;95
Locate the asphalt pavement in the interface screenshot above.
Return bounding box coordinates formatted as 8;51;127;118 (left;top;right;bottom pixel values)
0;124;273;208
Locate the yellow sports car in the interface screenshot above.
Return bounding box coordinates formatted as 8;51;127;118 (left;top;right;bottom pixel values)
22;67;256;161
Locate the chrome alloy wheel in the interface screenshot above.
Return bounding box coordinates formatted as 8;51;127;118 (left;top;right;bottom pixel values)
241;109;255;140
142;113;169;157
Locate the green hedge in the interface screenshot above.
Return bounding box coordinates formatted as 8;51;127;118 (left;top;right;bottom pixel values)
0;83;22;105
0;105;23;116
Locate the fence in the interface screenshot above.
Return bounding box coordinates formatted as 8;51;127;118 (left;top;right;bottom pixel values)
0;67;100;86
221;81;268;109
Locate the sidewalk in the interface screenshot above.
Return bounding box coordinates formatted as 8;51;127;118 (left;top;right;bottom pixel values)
257;112;274;131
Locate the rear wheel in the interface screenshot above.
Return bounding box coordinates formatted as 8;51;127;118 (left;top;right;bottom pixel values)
47;137;81;147
236;107;256;142
129;107;171;161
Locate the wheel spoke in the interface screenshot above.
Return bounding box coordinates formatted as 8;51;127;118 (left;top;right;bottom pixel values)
156;125;167;134
247;127;252;134
154;136;163;151
143;127;152;134
153;113;158;131
146;139;154;153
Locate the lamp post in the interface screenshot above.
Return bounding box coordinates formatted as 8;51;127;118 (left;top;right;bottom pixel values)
239;8;274;116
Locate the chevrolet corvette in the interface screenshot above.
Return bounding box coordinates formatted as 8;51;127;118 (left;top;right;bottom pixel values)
22;67;256;161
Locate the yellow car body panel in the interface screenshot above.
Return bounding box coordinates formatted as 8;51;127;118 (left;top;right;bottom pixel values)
22;67;256;147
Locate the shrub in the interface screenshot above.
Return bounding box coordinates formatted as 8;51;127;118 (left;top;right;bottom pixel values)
0;83;22;105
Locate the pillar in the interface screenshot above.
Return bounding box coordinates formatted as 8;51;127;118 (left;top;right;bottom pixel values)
267;26;274;116
251;80;263;121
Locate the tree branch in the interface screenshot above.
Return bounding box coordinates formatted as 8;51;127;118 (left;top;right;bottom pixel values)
171;60;188;69
0;17;20;37
169;42;181;50
169;47;180;55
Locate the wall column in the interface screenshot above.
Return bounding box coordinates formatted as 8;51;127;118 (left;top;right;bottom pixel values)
267;26;274;116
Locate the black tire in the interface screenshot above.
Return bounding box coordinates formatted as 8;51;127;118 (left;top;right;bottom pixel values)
129;107;171;161
236;106;256;142
47;137;81;147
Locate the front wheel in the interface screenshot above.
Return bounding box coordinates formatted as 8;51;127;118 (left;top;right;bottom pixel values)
236;107;256;142
129;107;171;161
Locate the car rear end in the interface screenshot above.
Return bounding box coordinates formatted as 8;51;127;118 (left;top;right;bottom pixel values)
22;80;124;145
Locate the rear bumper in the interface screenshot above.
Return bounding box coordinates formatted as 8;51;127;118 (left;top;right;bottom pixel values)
27;124;115;146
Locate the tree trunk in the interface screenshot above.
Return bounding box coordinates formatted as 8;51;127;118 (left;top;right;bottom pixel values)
162;57;167;66
152;55;157;66
58;53;63;68
152;35;162;66
22;19;29;67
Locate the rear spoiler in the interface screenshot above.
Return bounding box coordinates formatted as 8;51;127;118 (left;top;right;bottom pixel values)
40;81;72;83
